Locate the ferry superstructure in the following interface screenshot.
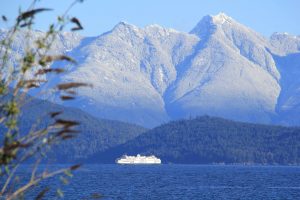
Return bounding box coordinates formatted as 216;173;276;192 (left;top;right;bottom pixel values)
116;154;161;164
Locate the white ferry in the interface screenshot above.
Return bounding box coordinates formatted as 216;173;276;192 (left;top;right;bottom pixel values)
116;154;161;164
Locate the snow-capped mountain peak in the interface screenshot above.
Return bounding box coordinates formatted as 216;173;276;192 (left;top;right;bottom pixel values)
2;14;300;127
110;21;142;36
211;12;233;24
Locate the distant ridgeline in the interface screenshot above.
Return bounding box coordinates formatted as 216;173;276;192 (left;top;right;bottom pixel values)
89;116;300;165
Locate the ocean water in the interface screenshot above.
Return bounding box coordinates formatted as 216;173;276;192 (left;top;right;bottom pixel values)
16;165;300;199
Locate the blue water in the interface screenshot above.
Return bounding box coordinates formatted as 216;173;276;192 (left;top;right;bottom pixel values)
16;165;300;199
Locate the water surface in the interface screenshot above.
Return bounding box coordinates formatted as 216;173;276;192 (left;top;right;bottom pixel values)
21;164;300;199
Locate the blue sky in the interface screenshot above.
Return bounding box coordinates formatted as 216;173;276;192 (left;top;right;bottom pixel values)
1;0;299;37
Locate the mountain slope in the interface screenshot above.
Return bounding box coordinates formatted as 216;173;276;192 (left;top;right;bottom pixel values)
50;22;200;127
270;33;300;125
166;13;280;123
92;116;300;164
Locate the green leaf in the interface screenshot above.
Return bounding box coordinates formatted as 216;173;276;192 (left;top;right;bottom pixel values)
5;166;10;174
64;170;73;178
5;119;18;129
60;176;69;185
56;188;64;198
4;101;20;116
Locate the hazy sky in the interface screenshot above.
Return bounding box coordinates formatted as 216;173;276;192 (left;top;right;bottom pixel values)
1;0;299;37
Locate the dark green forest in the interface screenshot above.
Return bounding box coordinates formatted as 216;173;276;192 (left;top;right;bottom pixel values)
91;116;300;165
10;97;147;162
4;95;300;165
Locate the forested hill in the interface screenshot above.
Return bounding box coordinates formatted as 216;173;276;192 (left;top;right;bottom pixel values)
12;97;147;162
90;116;300;165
